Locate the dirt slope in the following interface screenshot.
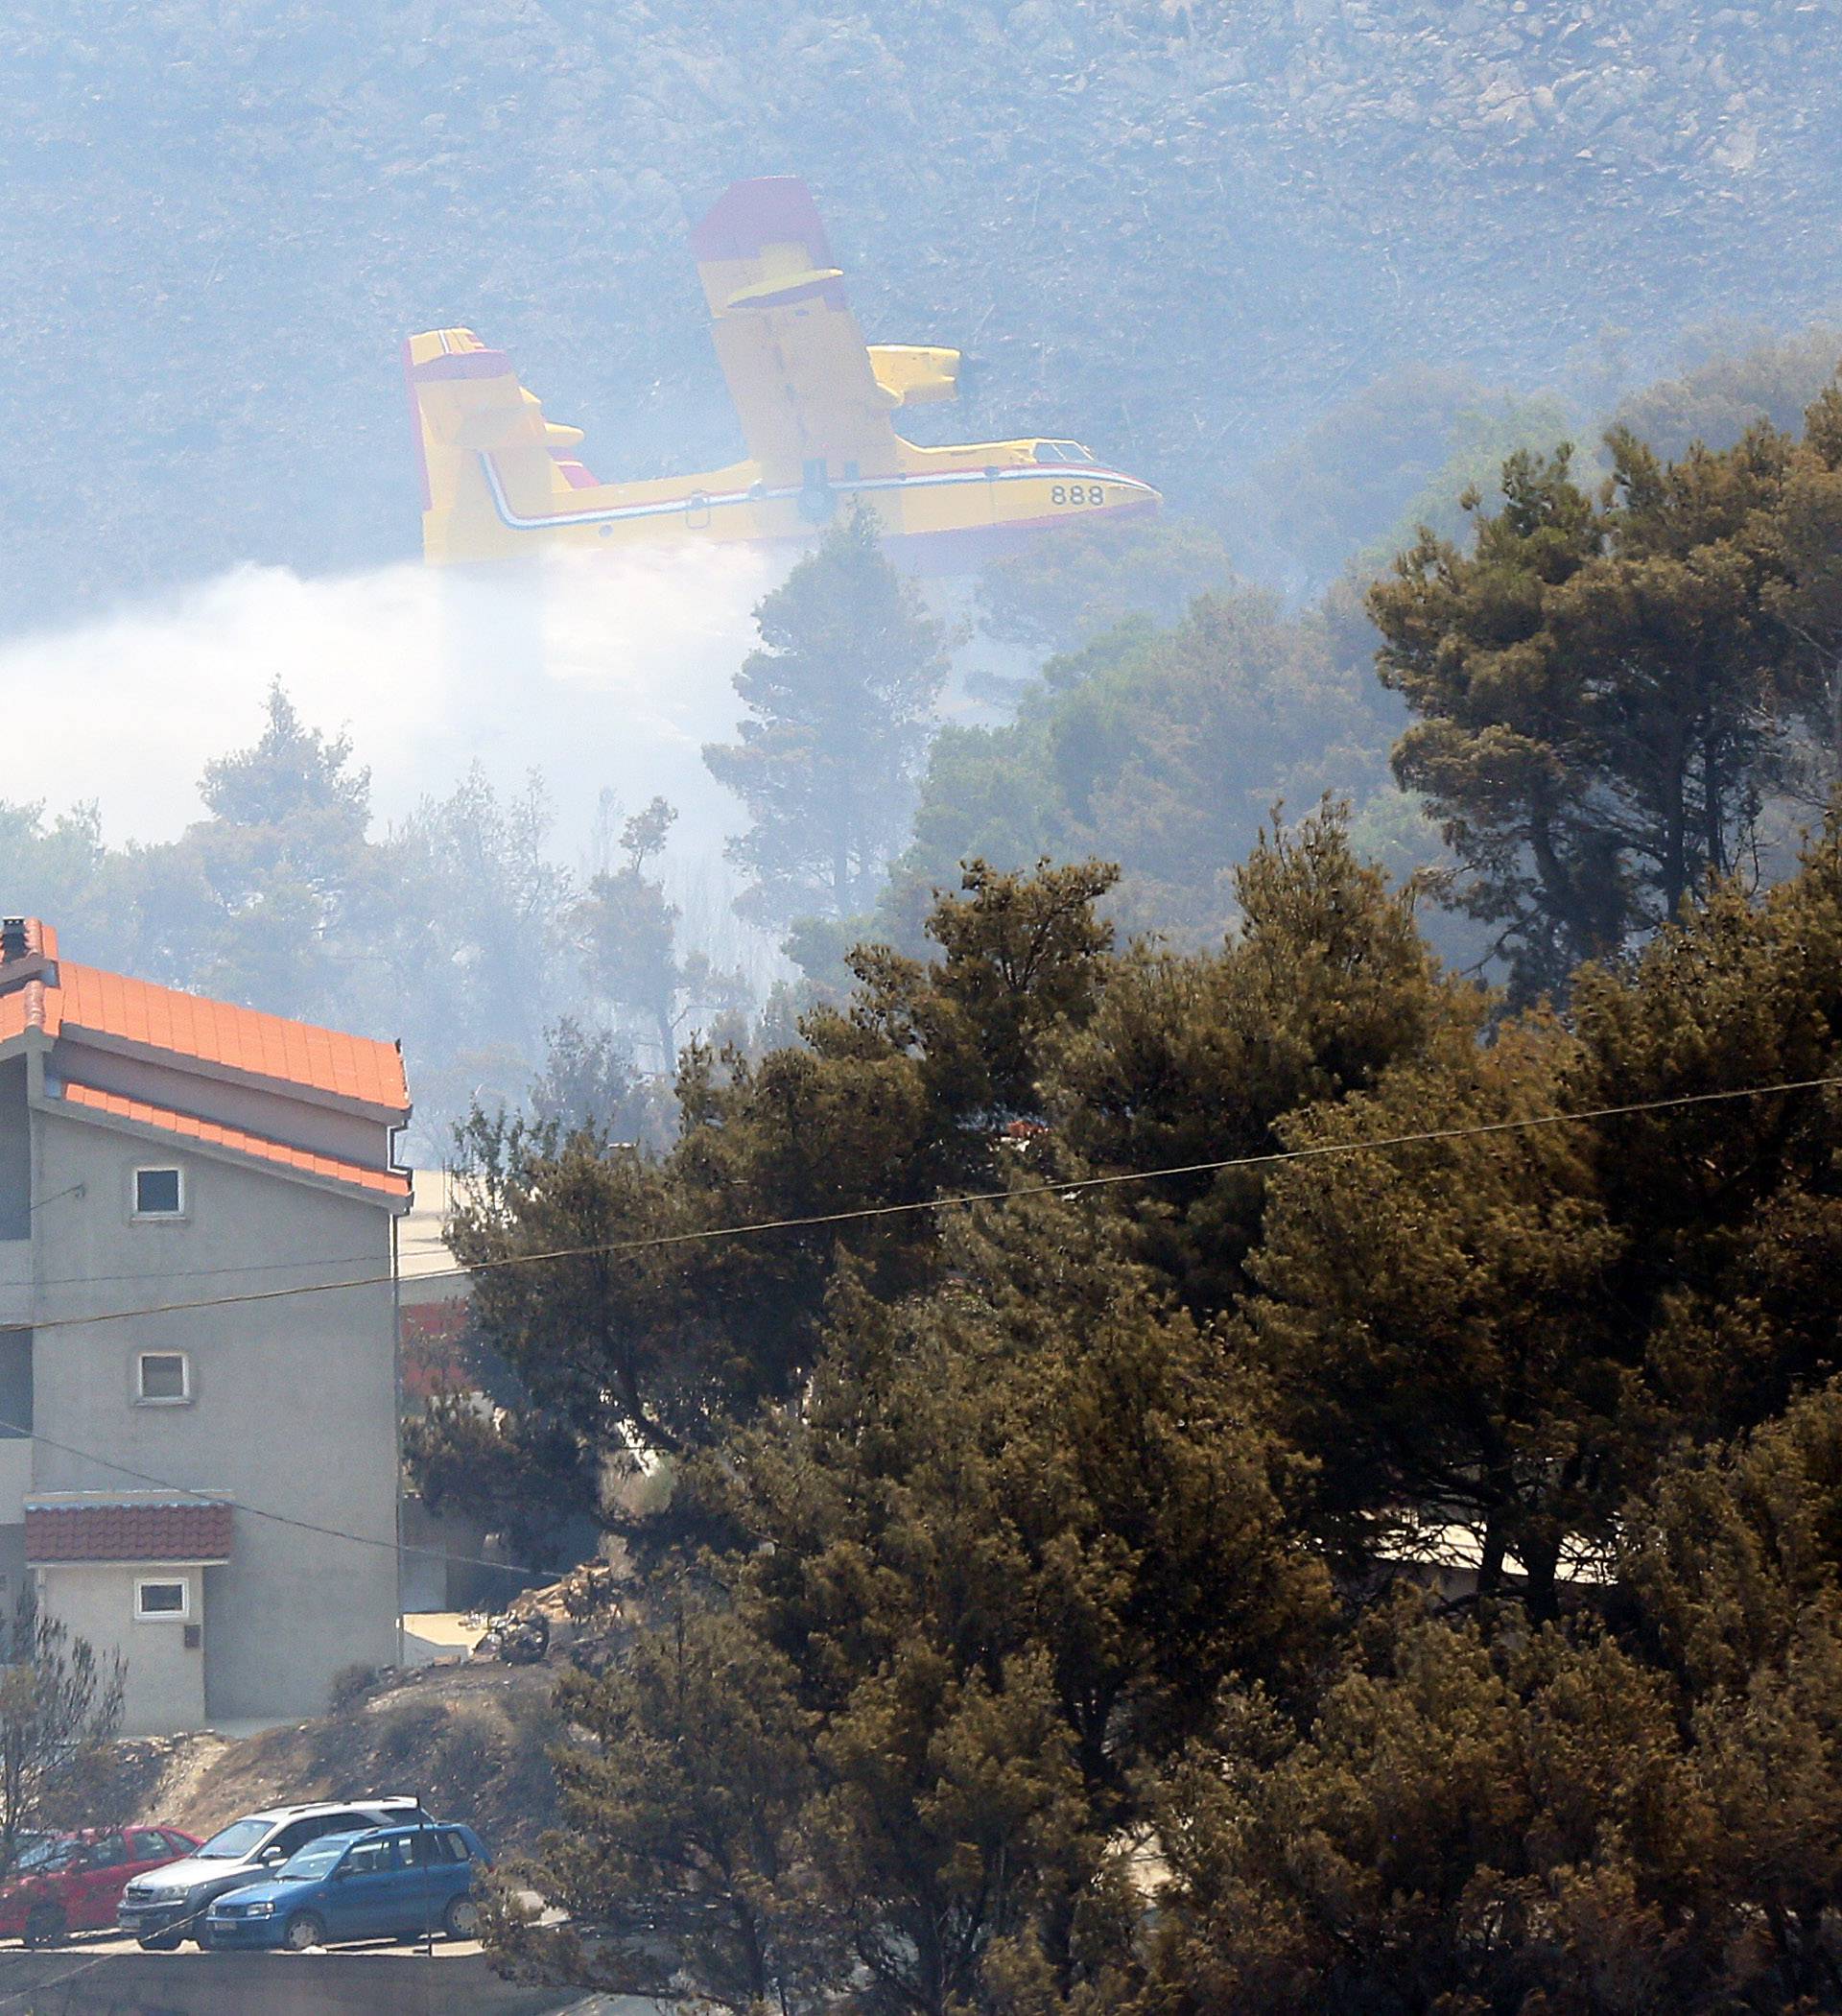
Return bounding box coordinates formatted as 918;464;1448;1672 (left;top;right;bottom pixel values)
126;1661;562;1861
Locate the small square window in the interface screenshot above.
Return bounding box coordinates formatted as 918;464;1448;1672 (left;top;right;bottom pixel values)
134;1579;188;1621
136;1353;190;1405
133;1168;183;1218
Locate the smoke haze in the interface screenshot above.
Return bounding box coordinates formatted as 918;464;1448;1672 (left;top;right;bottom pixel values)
0;547;781;901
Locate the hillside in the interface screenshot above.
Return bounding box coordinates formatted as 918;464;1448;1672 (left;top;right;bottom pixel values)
123;1661;562;1862
4;0;1840;627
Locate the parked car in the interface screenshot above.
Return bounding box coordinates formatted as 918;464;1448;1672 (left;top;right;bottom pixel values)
0;1836;54;1885
0;1827;201;1947
117;1797;424;1950
204;1822;489;1951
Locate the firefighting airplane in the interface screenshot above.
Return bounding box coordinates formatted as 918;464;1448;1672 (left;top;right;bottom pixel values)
404;177;1159;568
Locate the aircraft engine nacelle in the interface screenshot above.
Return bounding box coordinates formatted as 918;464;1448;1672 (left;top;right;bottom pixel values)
868;345;961;408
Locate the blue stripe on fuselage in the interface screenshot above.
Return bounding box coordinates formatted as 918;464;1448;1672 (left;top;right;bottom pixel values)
478;455;1155;534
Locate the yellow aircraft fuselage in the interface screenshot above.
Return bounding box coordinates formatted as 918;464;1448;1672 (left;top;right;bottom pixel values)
405;178;1159;570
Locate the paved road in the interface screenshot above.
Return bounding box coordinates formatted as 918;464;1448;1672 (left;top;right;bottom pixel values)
0;1934;669;2015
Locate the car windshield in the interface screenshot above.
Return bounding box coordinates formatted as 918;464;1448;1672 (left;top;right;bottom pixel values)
277;1840;349;1881
12;1839;61;1873
196;1819;271;1860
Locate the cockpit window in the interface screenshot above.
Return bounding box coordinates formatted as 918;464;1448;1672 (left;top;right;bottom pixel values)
1033;441;1095;464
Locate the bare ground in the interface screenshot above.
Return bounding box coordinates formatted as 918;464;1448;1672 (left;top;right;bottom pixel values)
120;1659;562;1858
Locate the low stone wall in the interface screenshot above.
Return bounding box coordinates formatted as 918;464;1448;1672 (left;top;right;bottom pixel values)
0;1949;630;2016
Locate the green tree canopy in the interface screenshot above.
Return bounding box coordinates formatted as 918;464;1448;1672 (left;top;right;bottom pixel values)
1046;802;1468;1314
1608;321;1842;463
705;509;949;931
1370;391;1842;1000
538;1200;1329;2014
973;514;1239;658
573;796;688;1069
419;856;1122;1542
885;586;1408;950
1146;1377;1842;2016
1246;813;1842;1618
490;807;1842;2014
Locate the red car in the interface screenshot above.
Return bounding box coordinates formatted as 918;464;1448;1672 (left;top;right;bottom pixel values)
0;1827;201;1946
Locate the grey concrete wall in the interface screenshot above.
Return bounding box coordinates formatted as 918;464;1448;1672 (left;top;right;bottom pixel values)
0;1443;30;1526
0;1523;26;1617
0;1330;32;1439
30;1110;400;1727
47;1034;395;1168
0;1057;30;1242
0;1951;603;2014
38;1560;205;1736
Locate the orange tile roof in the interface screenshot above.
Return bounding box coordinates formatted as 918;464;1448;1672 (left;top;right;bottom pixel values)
58;964;407;1109
0;919;407;1112
58;1081;411;1200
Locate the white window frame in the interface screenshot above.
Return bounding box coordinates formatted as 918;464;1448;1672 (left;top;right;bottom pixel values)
130;1166;186;1222
134;1351;191;1407
133;1577;190;1623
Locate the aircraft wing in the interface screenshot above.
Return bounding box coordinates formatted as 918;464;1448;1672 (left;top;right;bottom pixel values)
692;178;904;483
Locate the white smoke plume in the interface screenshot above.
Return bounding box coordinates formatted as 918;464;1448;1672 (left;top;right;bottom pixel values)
0;548;786;972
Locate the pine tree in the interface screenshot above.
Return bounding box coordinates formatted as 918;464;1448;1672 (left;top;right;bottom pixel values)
1143;1379;1842;2016
540;1198;1329;2015
575;796;685;1068
1246;810;1842;1619
1765;381;1842;781
704;508;949;930
1245;1012;1624;1616
137;678;379;1015
543;1610;827;2011
1046;801;1469;1316
1370;423;1803;1000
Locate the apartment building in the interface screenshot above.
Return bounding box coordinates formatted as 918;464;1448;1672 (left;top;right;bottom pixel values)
0;917;411;1734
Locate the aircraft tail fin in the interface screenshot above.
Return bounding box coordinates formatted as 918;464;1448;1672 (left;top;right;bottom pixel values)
688;179;901;478
403;329;594;561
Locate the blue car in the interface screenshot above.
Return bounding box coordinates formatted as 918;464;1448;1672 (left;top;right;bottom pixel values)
203;1823;488;1951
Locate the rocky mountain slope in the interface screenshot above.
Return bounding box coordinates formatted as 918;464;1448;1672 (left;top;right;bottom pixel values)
3;1;1838;627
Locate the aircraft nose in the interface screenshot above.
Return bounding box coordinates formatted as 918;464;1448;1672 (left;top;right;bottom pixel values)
1109;473;1162;515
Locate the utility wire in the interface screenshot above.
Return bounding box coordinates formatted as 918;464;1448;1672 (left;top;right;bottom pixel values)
16;1069;1842;1334
0;1071;1828;2004
3;1070;1840;1595
0;1416;580;1588
14;1244;425;1293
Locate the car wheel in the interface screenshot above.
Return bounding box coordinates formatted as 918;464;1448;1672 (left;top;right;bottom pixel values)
283;1910;326;1953
442;1894;480;1940
23;1903;64;1948
137;1931;182;1952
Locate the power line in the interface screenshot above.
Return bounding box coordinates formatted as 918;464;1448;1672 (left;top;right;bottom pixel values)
0;1069;1821;2005
1;1416;579;1588
6;1244;407;1295
0;1069;1829;1695
18;1069;1842;1334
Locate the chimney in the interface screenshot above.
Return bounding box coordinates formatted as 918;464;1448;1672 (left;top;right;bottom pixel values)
0;920;26;964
